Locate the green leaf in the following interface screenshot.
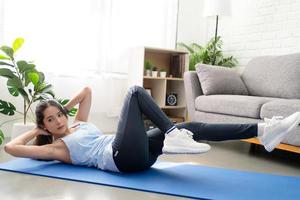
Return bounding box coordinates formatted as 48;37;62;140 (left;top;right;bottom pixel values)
7;79;20;96
68;108;78;117
37;83;52;93
191;43;203;51
57;99;77;117
45;90;55;98
0;46;14;59
57;99;69;105
38;72;45;84
25;72;31;86
17;61;35;74
24;69;37;86
17;61;26;72
18;88;30;103
0;61;14;67
28;72;39;86
40;93;51;100
12;38;24;52
0;68;16;78
0;54;10;60
0;99;16;116
35;82;46;91
7;77;22;88
177;42;194;53
28;63;35;69
0;129;4;145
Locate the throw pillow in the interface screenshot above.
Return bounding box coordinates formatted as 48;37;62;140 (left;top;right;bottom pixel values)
195;64;249;95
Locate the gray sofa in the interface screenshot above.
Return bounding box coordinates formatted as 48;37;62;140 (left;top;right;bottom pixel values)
184;53;300;147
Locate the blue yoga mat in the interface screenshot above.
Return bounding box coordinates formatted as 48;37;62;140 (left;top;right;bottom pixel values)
0;158;299;200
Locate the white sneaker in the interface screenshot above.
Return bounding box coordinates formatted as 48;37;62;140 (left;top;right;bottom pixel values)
260;112;300;152
163;128;211;154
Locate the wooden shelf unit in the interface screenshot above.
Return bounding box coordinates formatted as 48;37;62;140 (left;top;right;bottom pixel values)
143;76;184;81
128;47;189;122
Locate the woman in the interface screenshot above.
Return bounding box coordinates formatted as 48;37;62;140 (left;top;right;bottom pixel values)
4;86;300;173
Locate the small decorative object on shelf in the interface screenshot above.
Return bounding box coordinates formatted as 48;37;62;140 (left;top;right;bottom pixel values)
152;67;158;77
144;60;153;76
160;69;167;78
166;93;177;106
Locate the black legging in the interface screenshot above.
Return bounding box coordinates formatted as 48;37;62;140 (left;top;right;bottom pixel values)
112;86;258;172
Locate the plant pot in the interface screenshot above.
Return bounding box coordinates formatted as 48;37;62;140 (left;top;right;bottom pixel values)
152;71;158;77
11;122;36;140
160;71;166;78
145;69;151;76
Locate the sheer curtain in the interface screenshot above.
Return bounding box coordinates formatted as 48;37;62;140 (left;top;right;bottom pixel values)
2;0;178;75
105;0;178;74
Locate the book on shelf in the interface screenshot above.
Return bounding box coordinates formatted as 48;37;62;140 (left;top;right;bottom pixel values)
179;56;184;77
170;54;180;78
170;54;185;78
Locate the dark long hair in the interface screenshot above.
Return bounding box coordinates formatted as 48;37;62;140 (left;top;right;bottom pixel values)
34;99;68;146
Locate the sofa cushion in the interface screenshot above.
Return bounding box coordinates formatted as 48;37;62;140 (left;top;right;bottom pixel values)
195;64;248;95
195;95;277;118
260;99;300;118
242;53;300;99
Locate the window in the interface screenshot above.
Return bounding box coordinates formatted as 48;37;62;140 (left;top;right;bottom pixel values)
2;0;178;75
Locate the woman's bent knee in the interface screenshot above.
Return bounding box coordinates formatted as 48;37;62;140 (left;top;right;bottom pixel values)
128;85;144;94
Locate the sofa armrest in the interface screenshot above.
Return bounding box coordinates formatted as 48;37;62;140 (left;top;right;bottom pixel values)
184;71;203;121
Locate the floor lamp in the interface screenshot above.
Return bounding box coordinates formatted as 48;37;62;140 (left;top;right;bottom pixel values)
203;0;231;65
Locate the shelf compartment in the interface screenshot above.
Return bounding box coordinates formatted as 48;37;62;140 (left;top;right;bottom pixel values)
166;79;186;107
143;78;166;107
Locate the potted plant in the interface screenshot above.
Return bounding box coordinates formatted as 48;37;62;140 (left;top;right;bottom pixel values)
177;36;238;71
0;38;55;142
152;67;158;77
160;69;167;78
144;60;153;76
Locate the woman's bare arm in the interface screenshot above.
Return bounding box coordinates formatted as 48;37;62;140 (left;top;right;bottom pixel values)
4;128;57;160
64;86;92;123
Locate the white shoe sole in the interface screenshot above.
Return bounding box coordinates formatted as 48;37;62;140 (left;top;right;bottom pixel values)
163;145;211;154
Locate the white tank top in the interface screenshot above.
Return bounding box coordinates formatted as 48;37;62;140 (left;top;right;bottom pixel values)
60;122;119;172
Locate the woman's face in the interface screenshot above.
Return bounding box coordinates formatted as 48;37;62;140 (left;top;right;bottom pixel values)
43;105;68;137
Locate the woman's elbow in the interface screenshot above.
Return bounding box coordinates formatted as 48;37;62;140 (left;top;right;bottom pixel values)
4;144;13;155
84;86;92;95
4;144;21;157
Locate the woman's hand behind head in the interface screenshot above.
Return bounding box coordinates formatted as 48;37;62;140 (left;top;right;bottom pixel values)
35;127;51;136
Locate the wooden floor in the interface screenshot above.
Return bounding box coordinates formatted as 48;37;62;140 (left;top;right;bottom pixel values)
242;138;300;154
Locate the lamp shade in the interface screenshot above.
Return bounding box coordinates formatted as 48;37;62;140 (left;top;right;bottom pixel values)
203;0;232;17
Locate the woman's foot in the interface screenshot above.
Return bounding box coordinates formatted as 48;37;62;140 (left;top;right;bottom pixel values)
163;129;211;154
259;112;300;152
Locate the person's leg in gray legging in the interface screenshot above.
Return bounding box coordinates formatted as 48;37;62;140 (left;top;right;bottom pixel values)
147;122;258;158
112;86;176;172
112;85;258;172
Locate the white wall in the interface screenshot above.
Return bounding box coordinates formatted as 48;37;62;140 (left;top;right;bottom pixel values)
177;0;207;45
177;0;300;68
0;0;3;42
